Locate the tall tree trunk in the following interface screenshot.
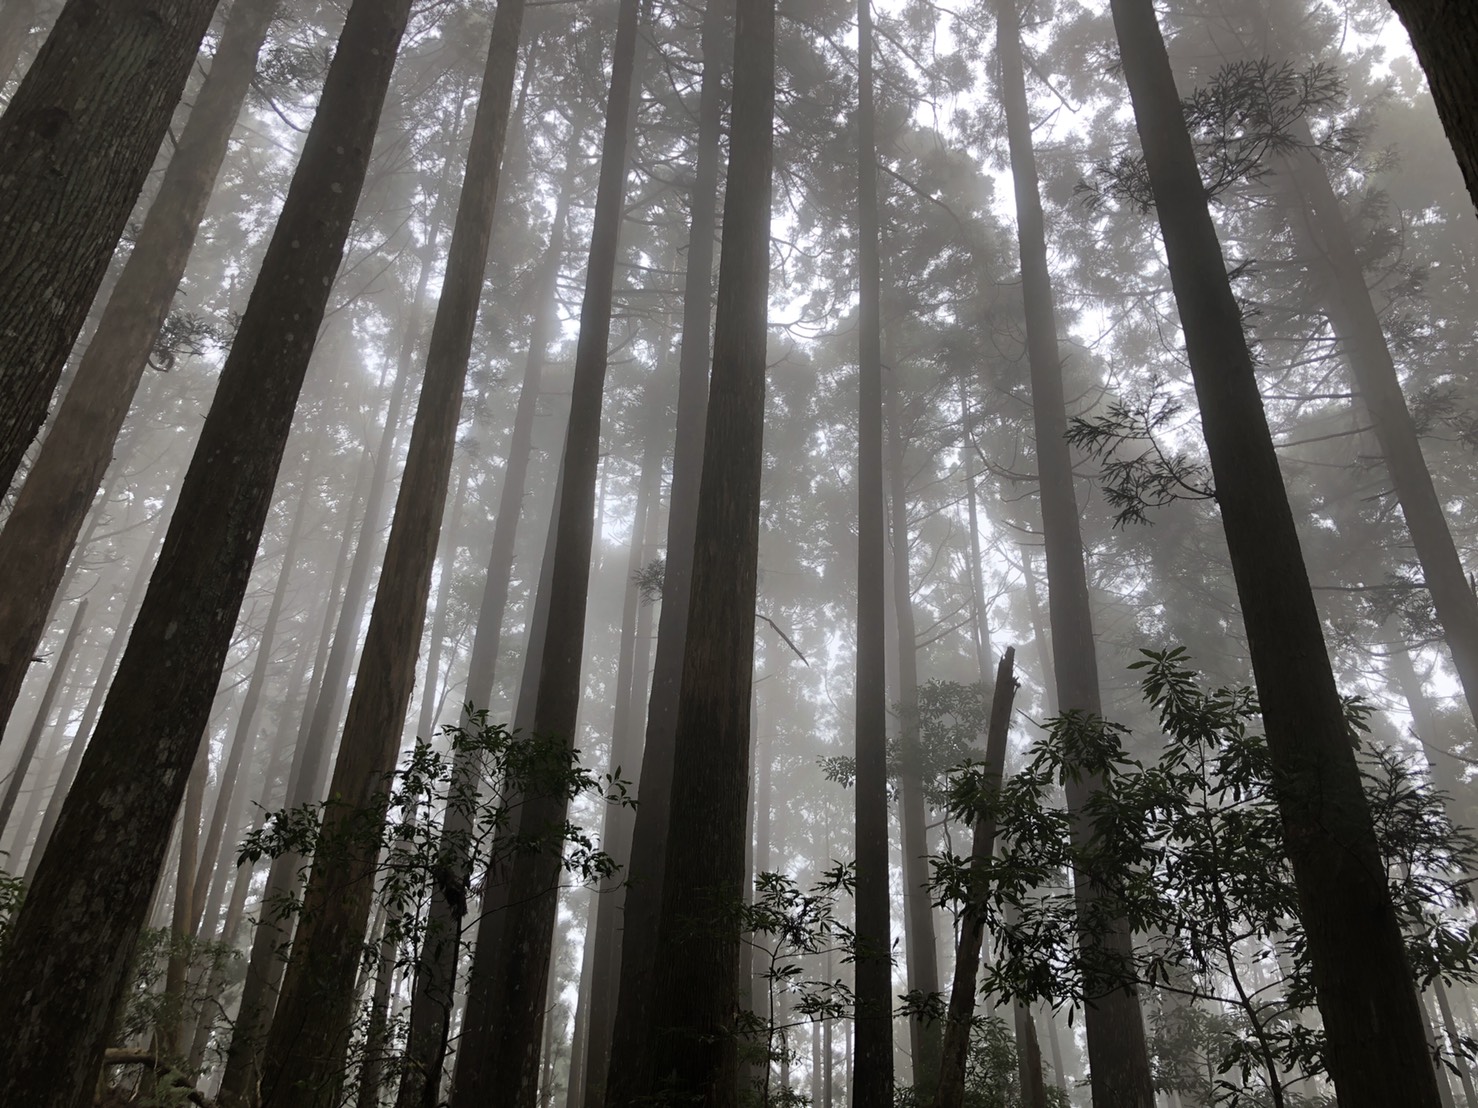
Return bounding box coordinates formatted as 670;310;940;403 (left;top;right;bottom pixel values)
448;0;643;1098
995;3;1156;1103
259;4;530;1103
0;597;86;840
0;1;415;1103
414;463;472;743
26;482;180;881
1385;0;1478;215
190;486;311;930
217;457;370;1108
356;899;402;1108
853;0;893;1104
885;366;942;1087
626;0;774;1095
0;0;223;492
580;397;667;1108
603;0;727;1089
1277;135;1478;733
0;0;279;738
393;116;580;1108
1013;1001;1050;1108
160;741;208;1058
1108;0;1441;1102
934;651;1016;1108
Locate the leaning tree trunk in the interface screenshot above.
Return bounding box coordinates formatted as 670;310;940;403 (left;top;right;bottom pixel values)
257;4;530;1103
393;115;578;1108
996;3;1157;1104
603;0;727;1095
447;0;643;1101
0;0;279;737
934;651;1016;1108
1385;0;1478;215
0;2;414;1104
0;0;223;494
626;0;775;1092
1108;0;1441;1103
1278;135;1478;735
852;0;893;1105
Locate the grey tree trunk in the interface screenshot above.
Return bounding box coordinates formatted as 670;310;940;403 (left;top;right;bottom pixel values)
1386;0;1478;214
625;0;774;1095
0;1;414;1103
0;0;222;492
258;3;530;1102
852;0;893;1105
0;0;40;89
996;2;1156;1103
448;0;643;1099
1108;0;1442;1102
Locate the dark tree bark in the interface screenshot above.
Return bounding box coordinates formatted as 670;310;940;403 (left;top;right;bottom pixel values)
995;3;1156;1103
853;0;893;1104
449;0;642;1100
0;1;414;1103
625;0;774;1094
0;0;223;493
257;4;529;1102
1108;0;1442;1103
0;597;86;839
1385;0;1478;215
934;650;1016;1108
0;0;279;739
603;0;727;1093
393;117;578;1108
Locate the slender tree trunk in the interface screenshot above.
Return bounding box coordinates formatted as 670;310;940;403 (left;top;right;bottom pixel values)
393;110;581;1108
5;645;86;867
160;741;208;1057
415;463;471;743
1013;1001;1050;1108
603;0;727;1084
216;457;369;1108
580;398;667;1108
0;1;414;1102
853;0;893;1104
356;900;402;1108
1385;0;1478;215
934;651;1016;1108
1276;133;1478;735
0;0;40;89
626;0;774;1095
0;0;280;738
996;3;1156;1103
26;483;179;881
0;597;86;841
449;0;643;1099
0;0;224;492
191;487;310;930
566;890;599;1108
259;5;530;1103
1436;978;1478;1108
1108;0;1441;1102
885;366;942;1087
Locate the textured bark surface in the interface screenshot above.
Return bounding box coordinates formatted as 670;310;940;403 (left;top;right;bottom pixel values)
934;651;1016;1108
603;0;726;1093
852;1;893;1105
1388;0;1478;215
996;2;1156;1103
630;0;774;1091
0;0;279;739
450;0;641;1101
0;0;222;493
0;1;412;1103
1109;0;1441;1103
258;3;527;1102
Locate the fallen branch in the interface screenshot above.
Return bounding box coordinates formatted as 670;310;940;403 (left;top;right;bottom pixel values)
101;1049;211;1107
